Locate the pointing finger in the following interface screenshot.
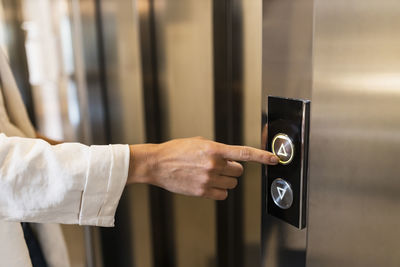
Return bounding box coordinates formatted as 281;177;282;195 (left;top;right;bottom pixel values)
218;144;279;165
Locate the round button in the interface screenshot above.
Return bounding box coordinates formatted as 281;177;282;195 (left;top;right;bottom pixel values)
272;133;294;164
270;178;293;209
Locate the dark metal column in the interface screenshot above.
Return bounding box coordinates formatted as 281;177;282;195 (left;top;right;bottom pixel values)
1;0;36;125
137;1;176;267
94;0;134;266
213;0;244;267
93;0;111;144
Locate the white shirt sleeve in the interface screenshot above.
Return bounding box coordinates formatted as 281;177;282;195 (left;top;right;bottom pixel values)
0;133;130;227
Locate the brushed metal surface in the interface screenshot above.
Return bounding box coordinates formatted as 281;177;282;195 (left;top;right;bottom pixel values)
100;0;146;145
241;1;263;266
97;1;150;267
308;1;400;266
151;1;216;266
262;0;313;266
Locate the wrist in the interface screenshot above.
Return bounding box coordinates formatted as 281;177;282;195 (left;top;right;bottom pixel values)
127;143;158;185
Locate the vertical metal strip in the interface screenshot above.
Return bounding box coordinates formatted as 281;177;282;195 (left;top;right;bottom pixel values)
148;187;175;267
1;0;36;126
93;0;111;143
70;0;92;145
213;0;244;266
84;226;97;267
137;0;176;266
100;195;135;267
94;1;135;266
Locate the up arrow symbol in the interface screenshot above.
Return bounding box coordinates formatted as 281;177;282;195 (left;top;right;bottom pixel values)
277;187;286;200
277;143;288;157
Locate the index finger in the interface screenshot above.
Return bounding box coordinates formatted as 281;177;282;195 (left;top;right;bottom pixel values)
218;144;279;165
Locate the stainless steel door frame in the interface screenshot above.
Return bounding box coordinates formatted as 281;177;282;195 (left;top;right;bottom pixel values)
213;0;244;266
262;0;400;267
262;0;313;265
308;1;400;266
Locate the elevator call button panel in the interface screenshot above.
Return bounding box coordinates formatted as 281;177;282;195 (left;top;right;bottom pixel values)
265;96;310;229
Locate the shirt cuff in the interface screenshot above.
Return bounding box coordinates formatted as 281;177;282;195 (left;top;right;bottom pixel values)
78;144;130;226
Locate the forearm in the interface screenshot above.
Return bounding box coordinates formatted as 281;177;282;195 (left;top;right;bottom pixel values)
0;134;129;226
35;132;148;185
126;137;279;200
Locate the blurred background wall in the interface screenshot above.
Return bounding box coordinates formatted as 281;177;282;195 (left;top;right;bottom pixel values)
0;0;262;266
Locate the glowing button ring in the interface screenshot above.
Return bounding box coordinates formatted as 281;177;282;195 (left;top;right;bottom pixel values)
271;133;294;165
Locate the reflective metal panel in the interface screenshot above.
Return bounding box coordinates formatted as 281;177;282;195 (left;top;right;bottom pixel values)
100;0;145;145
241;0;263;266
213;0;244;265
152;1;216;266
0;0;35;125
308;1;400;266
262;0;313;266
2;0;96;265
97;0;150;267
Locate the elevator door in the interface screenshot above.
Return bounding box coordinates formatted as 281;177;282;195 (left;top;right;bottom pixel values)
262;0;400;267
308;0;400;266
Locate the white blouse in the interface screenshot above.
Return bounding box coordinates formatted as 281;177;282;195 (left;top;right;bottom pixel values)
0;50;130;266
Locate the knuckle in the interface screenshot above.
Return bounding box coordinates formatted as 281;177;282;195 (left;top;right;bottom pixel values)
203;142;217;155
202;142;212;151
218;190;228;200
205;159;218;171
239;148;251;161
195;187;207;197
231;179;238;188
237;164;244;176
200;174;212;186
226;179;238;189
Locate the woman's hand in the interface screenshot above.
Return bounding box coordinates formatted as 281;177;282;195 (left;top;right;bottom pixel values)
127;137;279;200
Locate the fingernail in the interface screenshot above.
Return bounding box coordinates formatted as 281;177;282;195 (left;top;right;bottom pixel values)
270;156;280;164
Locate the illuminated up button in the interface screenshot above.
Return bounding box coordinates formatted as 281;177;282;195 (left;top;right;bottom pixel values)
271;178;293;209
272;133;294;165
